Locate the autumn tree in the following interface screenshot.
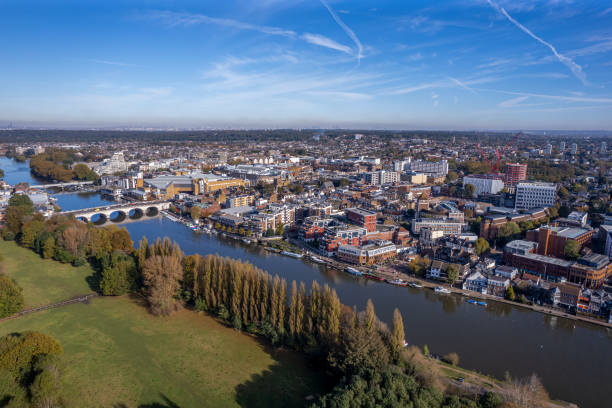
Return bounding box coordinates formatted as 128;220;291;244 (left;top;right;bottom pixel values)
474;237;490;256
141;239;184;316
446;265;460;285
0;275;24;318
391;308;405;360
564;239;580;260
365;299;377;334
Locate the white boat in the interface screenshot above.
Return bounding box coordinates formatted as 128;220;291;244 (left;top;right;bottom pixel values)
280;251;303;259
388;279;408;286
408;281;423;288
434;286;451;294
345;267;363;276
242;238;252;244
309;255;326;264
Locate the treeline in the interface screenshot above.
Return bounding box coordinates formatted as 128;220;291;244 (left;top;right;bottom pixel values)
28;149;98;183
0;129;523;144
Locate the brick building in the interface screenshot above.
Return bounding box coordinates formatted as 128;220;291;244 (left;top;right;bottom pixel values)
346;208;377;232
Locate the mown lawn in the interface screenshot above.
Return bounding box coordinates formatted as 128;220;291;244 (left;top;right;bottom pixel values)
0;240;326;407
0;240;93;307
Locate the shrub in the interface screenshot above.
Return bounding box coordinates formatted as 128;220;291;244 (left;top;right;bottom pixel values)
72;257;87;267
444;352;460;366
0;275;24;318
2;230;15;241
194;297;207;312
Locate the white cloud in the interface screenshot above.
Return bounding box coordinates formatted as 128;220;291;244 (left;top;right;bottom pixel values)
486;0;588;85
146;10;296;37
498;95;529;108
301;33;353;55
319;0;364;62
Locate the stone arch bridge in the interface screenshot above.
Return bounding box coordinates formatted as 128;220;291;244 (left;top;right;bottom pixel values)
61;201;171;225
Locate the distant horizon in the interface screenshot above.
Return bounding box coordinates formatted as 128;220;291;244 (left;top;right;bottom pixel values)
2;1;611;129
1;125;612;136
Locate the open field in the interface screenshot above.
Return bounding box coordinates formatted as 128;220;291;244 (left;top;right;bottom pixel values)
0;240;93;307
0;240;326;407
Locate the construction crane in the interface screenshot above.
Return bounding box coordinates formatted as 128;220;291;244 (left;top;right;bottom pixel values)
475;132;521;175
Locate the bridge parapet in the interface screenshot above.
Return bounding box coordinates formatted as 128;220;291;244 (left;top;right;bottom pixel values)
60;201;171;224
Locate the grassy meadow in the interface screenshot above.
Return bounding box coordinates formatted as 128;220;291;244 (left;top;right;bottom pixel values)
0;240;326;407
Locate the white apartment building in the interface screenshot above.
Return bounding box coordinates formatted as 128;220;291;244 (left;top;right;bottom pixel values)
514;182;557;210
411;218;464;236
463;175;504;196
405;159;449;177
362;170;400;185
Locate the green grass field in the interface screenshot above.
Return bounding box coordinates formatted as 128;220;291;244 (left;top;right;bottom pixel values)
0;240;93;307
0;240;326;407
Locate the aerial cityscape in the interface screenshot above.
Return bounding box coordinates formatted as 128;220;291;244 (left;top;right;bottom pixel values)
0;1;611;408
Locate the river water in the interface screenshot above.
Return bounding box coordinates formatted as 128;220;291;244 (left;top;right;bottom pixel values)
1;157;610;407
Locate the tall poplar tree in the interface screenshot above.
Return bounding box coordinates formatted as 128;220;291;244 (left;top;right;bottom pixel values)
391;308;405;359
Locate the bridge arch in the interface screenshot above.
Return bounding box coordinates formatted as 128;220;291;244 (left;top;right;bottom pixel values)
91;213;108;225
146;207;159;217
129;208;144;219
109;210;127;223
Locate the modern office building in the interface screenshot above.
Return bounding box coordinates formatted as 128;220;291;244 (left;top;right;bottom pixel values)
463;175;504;196
405;159;449;177
514;182;556;210
570;143;578;155
361;170;400;185
411;218;464;236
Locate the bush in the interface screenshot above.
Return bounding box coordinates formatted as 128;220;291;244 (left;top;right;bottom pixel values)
194;297;208;312
72;257;87;267
444;352;460;366
53;249;74;264
0;275;24;318
2;230;15;241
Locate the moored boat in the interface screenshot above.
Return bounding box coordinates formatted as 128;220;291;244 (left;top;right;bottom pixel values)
477;301;487;306
434;286;451;294
388;279;409;286
309;255;326;264
467;299;477;304
280;250;303;259
408;281;423;288
345;267;363;276
363;272;385;281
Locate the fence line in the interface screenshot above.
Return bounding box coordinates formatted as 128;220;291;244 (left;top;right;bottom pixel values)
0;293;98;323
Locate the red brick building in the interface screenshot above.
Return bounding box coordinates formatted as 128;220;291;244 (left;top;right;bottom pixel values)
346;208;377;232
525;226;593;258
320;225;367;256
504;163;527;185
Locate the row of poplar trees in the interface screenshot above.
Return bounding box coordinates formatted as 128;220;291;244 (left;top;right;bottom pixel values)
136;237;406;360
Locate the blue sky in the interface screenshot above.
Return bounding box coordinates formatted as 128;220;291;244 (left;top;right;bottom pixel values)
1;0;612;130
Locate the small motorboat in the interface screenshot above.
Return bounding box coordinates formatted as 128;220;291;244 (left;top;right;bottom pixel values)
467;299;477;304
477;301;487;307
434;286;451;294
345;267;363;276
280;251;303;259
388;279;409;286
